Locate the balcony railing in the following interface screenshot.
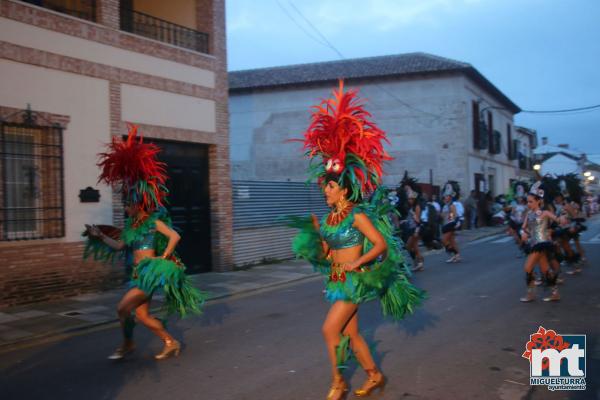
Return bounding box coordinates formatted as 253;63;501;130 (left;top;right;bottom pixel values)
21;0;96;22
120;8;209;54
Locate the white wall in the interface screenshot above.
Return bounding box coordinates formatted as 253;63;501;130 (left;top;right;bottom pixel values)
0;59;111;241
230;76;471;190
515;131;533;158
463;76;518;194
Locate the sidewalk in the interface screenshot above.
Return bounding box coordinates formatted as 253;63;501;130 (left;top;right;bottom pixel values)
0;225;504;352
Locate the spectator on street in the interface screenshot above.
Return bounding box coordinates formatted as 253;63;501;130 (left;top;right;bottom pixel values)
464;190;478;229
485;191;494;226
477;191;488;227
430;194;441;213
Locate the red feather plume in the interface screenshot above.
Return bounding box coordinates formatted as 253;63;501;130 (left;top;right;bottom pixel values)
302;80;392;193
98;124;167;212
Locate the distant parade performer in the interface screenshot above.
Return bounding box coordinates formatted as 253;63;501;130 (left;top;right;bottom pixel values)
505;181;529;256
557;174;588;267
398;172;425;271
440;181;462;263
519;181;561;302
83;125;206;360
546;174;586;274
569;200;588;264
289;81;425;399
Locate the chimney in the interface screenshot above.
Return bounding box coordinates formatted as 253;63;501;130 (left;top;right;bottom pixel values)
558;144;569;149
541;137;548;145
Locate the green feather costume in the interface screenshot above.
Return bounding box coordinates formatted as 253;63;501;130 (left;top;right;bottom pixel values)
84;125;205;318
290;188;425;320
292;80;426;370
84;210;206;317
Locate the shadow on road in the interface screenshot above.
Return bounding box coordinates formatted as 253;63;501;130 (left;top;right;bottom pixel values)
394;307;441;337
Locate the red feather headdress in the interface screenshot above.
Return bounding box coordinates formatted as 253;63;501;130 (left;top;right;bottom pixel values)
98;124;167;213
301;80;392;200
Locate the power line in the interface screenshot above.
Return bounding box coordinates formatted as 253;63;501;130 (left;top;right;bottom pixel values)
284;1;446;121
521;104;600;114
274;0;329;49
278;1;600;121
287;2;344;59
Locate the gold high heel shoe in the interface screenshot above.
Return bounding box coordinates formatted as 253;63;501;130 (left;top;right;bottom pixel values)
107;342;135;360
354;369;386;397
154;339;181;360
326;376;348;400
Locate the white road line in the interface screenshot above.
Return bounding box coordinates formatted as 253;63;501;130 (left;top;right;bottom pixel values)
491;236;514;244
580;233;600;244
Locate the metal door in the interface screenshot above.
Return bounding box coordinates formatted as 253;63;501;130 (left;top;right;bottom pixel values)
151;139;211;273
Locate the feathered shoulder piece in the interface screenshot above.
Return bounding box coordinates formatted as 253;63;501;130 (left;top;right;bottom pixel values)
399;171;421;199
98;125;168;213
300;80;392;201
539;174;559;202
442;180;460;200
556;173;584;204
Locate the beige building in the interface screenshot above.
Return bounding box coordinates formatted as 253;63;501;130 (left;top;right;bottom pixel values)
0;0;232;307
229;53;534;195
228;53;538;265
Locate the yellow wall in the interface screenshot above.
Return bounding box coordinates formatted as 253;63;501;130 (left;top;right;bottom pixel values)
133;0;197;30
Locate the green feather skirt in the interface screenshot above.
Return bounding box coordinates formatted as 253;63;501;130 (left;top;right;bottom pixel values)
288;188;426;321
131;257;207;317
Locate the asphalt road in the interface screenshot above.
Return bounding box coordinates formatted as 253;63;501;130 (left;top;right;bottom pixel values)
1;220;599;400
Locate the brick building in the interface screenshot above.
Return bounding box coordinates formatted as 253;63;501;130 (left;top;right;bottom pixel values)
0;0;232;307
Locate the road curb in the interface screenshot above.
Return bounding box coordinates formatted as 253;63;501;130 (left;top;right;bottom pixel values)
0;228;504;353
0;272;322;353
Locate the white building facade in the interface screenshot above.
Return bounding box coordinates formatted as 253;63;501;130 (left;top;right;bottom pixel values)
230;53;532;197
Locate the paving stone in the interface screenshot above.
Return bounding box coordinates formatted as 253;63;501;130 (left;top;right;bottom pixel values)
69;313;113;323
73;305;110;314
7;315;84;334
10;310;50;319
0;328;34;341
0;313;20;324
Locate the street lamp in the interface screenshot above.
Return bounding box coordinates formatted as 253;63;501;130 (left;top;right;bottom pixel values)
587;175;595;181
584;171;592;177
533;164;541;171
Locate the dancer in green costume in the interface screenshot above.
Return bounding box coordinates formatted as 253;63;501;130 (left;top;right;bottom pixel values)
84;125;205;360
289;81;425;399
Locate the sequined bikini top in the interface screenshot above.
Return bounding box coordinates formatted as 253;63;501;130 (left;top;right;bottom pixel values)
320;208;365;250
527;210;550;244
131;227;156;250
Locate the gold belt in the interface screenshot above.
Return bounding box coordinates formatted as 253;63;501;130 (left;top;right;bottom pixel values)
329;262;346;283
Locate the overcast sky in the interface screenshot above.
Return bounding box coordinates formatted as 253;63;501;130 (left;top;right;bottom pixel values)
226;0;600;154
